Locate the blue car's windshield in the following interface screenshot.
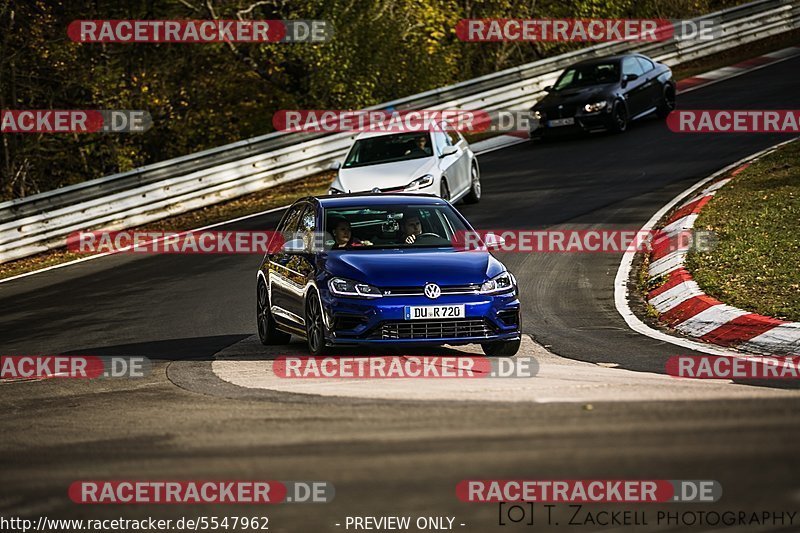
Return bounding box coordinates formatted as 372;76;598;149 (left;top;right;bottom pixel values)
324;204;469;250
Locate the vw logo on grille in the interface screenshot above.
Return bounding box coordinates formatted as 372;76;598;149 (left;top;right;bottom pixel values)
424;283;441;299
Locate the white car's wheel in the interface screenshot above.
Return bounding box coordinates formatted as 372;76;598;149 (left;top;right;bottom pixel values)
440;178;451;201
463;164;481;204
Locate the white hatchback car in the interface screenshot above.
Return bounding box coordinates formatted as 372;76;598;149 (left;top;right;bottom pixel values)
329;128;481;203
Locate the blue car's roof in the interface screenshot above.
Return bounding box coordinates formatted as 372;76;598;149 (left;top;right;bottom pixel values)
311;193;448;209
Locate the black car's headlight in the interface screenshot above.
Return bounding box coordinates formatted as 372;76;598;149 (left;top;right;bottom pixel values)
480;271;516;295
404;174;434;191
532;110;544;120
328;277;383;298
583;101;608;113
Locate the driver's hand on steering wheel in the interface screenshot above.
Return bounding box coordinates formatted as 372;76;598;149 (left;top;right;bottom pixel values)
405;234;416;244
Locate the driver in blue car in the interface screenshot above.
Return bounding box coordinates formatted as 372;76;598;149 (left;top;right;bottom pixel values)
401;210;424;244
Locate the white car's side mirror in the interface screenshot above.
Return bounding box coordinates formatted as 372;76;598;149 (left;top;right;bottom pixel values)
440;145;458;158
329;161;342;170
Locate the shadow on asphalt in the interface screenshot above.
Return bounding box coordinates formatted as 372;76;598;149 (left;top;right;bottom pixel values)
62;335;475;361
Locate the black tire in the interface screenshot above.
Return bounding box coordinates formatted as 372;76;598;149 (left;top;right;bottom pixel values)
609;101;628;133
304;290;327;355
463;164;481;204
656;85;676;119
481;338;521;357
440;178;451;201
257;278;291;345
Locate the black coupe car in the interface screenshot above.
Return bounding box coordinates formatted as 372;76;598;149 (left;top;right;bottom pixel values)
530;53;676;139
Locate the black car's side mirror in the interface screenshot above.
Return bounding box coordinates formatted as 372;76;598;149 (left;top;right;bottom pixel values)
543;85;553;93
622;73;639;87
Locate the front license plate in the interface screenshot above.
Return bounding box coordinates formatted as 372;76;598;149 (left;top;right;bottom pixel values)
405;305;465;320
548;117;575;127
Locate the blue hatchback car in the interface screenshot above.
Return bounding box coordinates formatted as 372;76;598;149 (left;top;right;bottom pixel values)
256;194;521;356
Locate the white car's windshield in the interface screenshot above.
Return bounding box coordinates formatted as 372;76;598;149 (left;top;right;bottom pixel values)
343;133;433;168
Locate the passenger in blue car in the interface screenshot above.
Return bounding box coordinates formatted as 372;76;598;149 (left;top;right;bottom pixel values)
329;217;372;249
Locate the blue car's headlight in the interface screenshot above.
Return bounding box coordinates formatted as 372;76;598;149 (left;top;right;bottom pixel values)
329;277;383;298
480;271;516;294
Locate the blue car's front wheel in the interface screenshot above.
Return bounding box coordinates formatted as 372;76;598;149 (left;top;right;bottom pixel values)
257;279;291;346
305;290;327;355
482;337;521;357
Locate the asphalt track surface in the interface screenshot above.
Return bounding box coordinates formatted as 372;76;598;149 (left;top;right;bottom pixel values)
1;56;800;531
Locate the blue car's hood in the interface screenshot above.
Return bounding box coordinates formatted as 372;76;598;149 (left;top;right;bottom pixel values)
323;249;505;287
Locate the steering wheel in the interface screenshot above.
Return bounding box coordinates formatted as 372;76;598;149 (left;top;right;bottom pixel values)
411;232;443;244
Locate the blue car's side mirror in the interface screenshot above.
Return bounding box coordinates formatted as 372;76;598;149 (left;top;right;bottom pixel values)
282;238;306;253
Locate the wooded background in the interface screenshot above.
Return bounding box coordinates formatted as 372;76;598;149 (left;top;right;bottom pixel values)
0;0;740;200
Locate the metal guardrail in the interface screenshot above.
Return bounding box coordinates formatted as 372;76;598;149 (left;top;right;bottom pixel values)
0;0;797;263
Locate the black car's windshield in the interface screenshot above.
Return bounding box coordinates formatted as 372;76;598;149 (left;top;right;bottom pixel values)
553;61;620;90
323;204;469;250
343;133;433;168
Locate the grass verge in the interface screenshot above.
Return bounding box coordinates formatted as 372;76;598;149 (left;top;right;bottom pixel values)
686;139;800;322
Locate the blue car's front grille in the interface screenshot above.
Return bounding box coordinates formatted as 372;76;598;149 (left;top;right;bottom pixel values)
374;319;495;340
381;284;481;296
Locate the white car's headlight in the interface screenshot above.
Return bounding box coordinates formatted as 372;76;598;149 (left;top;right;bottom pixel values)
583;101;608;113
480;271;516;294
328;277;383;298
328;186;345;195
404;174;434;191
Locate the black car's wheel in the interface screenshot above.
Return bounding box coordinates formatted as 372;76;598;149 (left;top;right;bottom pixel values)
656;85;676;118
463;164;481;204
257;278;291;345
440;178;451;201
609;102;628;133
304;290;327;355
482;338;521;357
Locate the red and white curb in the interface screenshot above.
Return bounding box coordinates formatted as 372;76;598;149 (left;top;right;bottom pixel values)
676;46;800;94
644;142;800;356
